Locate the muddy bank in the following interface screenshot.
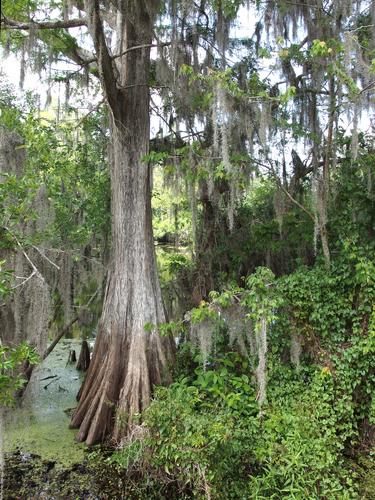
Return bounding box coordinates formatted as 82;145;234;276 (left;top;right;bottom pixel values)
4;449;121;499
4;448;192;499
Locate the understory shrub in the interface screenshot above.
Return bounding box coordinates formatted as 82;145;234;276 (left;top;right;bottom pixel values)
111;247;375;499
0;342;38;405
111;362;359;498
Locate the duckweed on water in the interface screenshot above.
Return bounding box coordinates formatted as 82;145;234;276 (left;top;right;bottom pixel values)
4;339;85;467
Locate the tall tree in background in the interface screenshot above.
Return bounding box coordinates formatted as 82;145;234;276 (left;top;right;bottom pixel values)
1;0;175;445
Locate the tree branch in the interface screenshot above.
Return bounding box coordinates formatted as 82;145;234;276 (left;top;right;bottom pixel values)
81;42;172;65
1;16;87;30
32;245;60;270
360;80;375;94
1;14;99;75
113;42;171;60
4;227;45;282
251;159;316;221
84;0;120;115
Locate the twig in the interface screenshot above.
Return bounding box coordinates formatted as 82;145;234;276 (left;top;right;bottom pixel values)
74;99;105;129
11;270;37;290
43;376;60;389
254;157;316;221
360;80;375;95
40;375;58;381
83;42;173;65
32;245;60;270
4;227;45;282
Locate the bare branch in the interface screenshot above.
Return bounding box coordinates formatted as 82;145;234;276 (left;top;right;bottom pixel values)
360;80;375;95
4;227;45;282
32;245;60;270
1;16;87;30
251;159;316;221
74;99;105;129
112;42;171;60
81;42;172;65
279;181;315;222
11;270;37;290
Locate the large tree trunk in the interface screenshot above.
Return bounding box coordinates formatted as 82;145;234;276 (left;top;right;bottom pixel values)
71;1;175;445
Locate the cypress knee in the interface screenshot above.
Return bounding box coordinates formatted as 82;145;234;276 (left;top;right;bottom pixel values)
76;340;91;371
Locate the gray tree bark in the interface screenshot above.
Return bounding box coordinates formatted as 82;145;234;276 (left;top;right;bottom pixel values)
70;1;175;445
0;128;52;354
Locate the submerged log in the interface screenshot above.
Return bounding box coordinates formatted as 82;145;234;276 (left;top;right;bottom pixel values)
76;340;90;372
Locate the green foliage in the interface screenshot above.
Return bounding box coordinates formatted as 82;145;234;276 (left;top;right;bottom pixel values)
0;80;25;129
190;300;219;323
20;113;110;246
0;172;41;240
112;246;375;498
111;354;361;498
356;456;375;499
249;365;356;499
112;358;259;499
0;342;39;405
0;79;110;250
152;166;192;245
0;260;14;298
242;266;280;322
2;2;375;498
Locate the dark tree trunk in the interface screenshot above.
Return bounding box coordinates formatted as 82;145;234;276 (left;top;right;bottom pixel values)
76;340;90;371
67;349;77;363
192;182;216;304
71;1;175;445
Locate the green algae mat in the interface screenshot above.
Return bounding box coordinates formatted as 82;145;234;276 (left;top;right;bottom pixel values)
4;339;86;467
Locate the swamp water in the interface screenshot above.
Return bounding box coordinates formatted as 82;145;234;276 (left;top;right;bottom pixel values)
2;339;119;498
3;339;185;499
4;339;85;466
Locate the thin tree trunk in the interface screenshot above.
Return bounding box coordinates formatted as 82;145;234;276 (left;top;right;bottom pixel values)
193;182;216;303
71;1;175;446
320;77;335;269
